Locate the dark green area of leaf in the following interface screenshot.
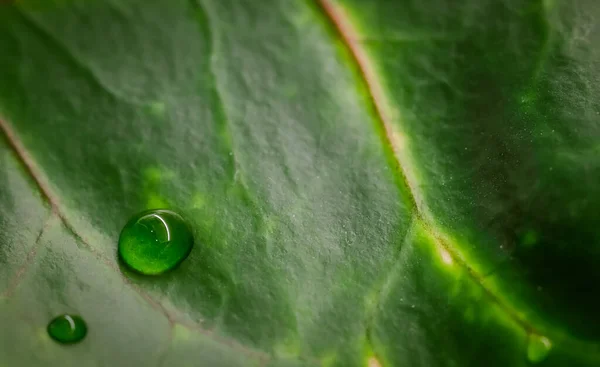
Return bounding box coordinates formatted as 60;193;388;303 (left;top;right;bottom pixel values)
342;0;600;340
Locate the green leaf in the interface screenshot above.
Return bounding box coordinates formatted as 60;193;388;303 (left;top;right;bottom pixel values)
0;0;599;366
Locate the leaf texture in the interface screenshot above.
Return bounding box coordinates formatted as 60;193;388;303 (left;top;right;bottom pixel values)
0;0;599;366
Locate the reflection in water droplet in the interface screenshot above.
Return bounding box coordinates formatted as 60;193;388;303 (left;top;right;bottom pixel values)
118;209;194;275
527;334;552;364
47;314;87;344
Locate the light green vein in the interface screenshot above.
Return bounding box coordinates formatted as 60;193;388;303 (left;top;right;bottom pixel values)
315;0;600;363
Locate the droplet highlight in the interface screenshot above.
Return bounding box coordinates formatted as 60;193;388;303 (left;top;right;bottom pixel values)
47;314;87;344
527;334;552;364
118;209;193;275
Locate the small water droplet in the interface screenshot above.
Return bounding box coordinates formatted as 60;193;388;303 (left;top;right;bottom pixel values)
119;209;194;275
47;314;87;344
527;334;552;364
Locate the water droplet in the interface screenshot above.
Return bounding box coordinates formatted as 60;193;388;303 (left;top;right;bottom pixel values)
47;314;87;344
118;209;194;275
527;334;552;364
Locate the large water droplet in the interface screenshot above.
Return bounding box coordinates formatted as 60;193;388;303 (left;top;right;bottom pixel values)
118;209;193;275
527;334;552;364
47;314;87;344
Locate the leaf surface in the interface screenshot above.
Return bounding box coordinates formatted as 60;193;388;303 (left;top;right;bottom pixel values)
0;0;599;366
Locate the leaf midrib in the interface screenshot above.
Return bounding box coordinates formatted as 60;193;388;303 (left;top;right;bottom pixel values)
316;0;600;360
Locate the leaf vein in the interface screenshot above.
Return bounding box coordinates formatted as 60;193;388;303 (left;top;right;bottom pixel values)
316;0;600;359
315;0;536;336
0;212;55;299
14;7;144;107
194;0;244;186
0;114;268;362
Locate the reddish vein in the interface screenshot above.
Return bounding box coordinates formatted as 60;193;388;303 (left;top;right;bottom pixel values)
315;0;535;334
0;119;59;211
0;116;267;360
